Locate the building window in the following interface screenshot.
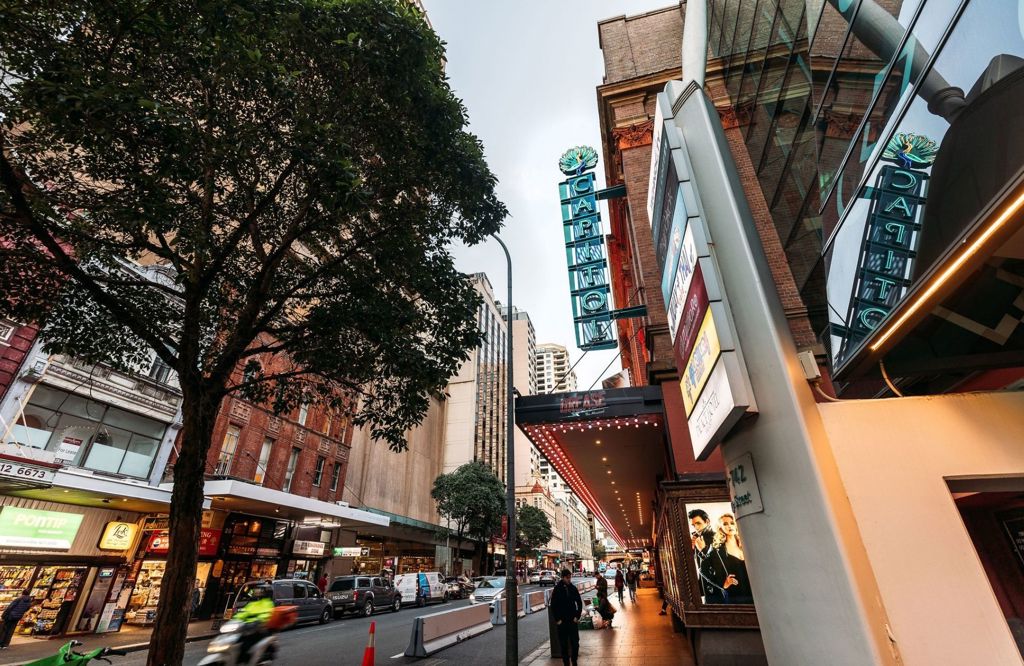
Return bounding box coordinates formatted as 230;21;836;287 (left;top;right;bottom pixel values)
322;410;333;436
298;402;309;427
330;462;341;492
254;437;273;485
313;456;325;487
283;447;301;492
147;356;174;385
215;425;240;476
0;321;13;344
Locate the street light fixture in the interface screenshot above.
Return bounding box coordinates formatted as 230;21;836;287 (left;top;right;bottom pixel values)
492;233;518;666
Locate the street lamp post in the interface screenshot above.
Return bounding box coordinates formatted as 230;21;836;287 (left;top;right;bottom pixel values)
492;234;518;665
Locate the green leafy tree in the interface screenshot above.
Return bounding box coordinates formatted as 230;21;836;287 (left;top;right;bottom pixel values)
516;504;554;557
0;1;505;663
432;461;505;572
593;541;607;562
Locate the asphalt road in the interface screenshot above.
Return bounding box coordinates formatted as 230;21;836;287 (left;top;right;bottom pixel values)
110;583;566;665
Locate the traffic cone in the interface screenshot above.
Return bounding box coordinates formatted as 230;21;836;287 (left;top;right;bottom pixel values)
361;620;376;666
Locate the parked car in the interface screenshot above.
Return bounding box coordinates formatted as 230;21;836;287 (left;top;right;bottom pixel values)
538;570;558;586
326;575;401;618
394;572;448;607
444;576;473;599
603;568;619;580
468;577;506;606
528;571;541;584
232;579;332;626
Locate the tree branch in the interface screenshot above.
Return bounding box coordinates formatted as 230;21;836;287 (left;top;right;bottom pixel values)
0;137;181;364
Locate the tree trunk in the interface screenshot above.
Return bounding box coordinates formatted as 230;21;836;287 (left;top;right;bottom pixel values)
147;389;221;666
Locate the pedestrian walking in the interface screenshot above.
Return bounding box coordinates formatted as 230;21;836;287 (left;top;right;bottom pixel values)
626;569;638;602
614;568;625;604
0;590;32;649
317;574;328;595
550;569;582;666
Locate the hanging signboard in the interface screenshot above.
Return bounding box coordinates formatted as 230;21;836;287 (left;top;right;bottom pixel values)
293;540;326;557
558;146;617;351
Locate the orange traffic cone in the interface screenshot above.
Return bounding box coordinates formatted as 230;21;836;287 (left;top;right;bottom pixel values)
361;620;376;666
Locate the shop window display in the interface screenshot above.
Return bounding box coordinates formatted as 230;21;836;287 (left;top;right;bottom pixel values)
19;567;86;636
0;565;36;606
125;561;164;626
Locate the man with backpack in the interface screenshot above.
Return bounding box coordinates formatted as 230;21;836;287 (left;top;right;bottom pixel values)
0;590;33;649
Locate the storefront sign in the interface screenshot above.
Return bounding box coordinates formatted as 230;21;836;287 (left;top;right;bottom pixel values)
293;540;326;557
0;459;57;486
334;546;362;557
0;506;83;550
559;391;606;417
725;452;764;518
199;529;222;557
558;146;617;351
98;522;139;551
145;528;221;556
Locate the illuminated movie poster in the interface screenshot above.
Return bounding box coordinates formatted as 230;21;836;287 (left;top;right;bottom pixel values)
684;501;754;605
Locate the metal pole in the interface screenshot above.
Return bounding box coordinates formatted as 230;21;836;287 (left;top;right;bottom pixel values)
492;234;517;665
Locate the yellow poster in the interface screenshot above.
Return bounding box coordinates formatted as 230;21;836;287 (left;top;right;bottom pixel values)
681;308;721;416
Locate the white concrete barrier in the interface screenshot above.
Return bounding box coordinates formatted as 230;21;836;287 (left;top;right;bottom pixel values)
490;593;525;625
523;589;547;614
403;603;492;657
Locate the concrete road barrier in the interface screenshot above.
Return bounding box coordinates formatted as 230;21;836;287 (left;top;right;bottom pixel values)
523;590;547;614
490;594;525;625
403;603;493;658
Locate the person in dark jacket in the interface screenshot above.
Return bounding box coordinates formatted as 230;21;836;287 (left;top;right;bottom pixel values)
0;590;33;648
549;569;582;666
594;571;608;601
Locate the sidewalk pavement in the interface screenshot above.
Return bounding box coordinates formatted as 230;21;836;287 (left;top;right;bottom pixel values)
0;620;217;666
521;587;695;666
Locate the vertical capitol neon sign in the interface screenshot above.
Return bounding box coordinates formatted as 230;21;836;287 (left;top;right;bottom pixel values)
558;146;617;351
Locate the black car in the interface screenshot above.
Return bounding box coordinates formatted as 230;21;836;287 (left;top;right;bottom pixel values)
326;575;401;617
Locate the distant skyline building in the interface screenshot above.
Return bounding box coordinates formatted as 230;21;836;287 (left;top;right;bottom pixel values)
443;273;508;482
535;343;577;394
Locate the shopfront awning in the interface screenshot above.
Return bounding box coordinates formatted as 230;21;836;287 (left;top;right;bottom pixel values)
516;387;668;550
194;479;390;528
8;467;207;514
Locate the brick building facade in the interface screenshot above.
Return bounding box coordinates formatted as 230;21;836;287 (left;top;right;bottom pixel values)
0;320;38;402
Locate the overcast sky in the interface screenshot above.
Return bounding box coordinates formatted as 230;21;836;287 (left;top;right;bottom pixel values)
423;0;675;390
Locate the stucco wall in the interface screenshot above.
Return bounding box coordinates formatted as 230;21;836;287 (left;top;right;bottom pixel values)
819;391;1024;666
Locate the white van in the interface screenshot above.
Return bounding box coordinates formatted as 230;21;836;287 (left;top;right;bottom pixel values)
393;571;448;608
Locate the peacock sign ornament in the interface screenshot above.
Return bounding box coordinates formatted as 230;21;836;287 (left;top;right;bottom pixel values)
559;145;600;176
882;132;938;170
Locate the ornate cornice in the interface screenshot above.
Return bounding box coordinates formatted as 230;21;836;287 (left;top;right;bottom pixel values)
612;119;655;150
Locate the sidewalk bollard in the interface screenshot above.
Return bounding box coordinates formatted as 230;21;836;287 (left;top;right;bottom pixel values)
361;620;375;666
547;605;561;659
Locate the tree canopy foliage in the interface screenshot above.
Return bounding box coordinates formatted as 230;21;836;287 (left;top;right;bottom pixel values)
0;1;505;662
432;461;506;550
0;0;506;445
516;503;554;556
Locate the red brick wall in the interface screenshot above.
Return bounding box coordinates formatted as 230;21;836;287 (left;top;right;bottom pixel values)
598;5;684;85
0;322;38;401
205;396;351;502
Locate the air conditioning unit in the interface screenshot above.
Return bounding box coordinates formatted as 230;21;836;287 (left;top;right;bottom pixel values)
335;500;350;508
20;358;49;383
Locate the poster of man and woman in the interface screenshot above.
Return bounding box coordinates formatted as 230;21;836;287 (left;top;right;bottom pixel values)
686;501;754;605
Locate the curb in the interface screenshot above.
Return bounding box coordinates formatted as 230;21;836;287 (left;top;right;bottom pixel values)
521;642;552;665
0;632;218;666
